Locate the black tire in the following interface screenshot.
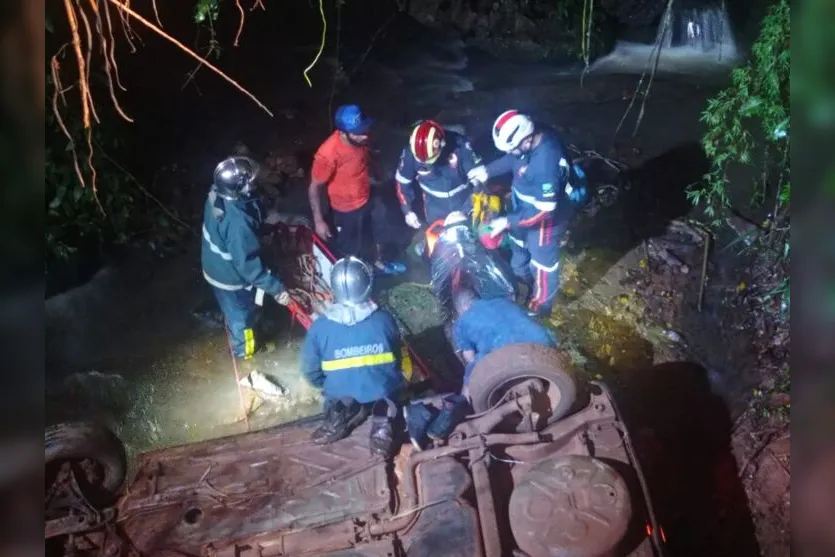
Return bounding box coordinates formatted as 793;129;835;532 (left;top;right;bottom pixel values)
467;344;578;426
45;422;127;496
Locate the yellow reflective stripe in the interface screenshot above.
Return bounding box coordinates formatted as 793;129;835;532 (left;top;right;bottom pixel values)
401;347;414;382
243;328;256;359
322;352;395;372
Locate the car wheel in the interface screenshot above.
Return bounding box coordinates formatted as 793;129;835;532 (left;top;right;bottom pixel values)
46;422;127;539
467;344;578;431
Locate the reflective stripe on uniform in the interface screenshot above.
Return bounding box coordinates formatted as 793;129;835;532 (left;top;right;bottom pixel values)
203;271;245;291
202;225;233;260
530;267;548;311
531;258;560;272
243;328;256;359
395;171;412;184
401;347;414;382
512;188;557;212
419;181;469;199
321;352;396;372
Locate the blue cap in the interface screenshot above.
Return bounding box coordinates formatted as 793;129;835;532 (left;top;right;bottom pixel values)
334;104;373;134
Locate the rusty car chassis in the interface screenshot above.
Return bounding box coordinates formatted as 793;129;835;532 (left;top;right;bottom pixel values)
46;377;666;557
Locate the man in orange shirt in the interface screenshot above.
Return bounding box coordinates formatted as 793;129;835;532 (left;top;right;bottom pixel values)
309;104;405;275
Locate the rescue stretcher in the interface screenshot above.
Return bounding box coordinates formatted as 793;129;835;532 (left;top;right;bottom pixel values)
261;218;436;388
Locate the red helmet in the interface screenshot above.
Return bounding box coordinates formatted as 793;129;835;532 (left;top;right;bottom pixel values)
409;120;446;164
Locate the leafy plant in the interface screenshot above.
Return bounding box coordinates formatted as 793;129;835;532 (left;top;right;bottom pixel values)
194;0;221;23
689;0;790;234
46;96;185;270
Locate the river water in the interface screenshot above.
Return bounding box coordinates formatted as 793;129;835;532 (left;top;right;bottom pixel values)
45;8;749;462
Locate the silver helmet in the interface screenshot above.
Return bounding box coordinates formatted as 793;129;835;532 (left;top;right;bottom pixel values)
330;256;373;305
213;156;259;199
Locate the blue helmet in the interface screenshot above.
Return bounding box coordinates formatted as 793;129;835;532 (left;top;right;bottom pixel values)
334;104;373;134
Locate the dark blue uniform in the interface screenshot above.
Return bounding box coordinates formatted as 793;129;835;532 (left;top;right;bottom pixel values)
300;302;406;404
395;131;482;224
452;297;557;385
201;187;285;359
486;129;581;316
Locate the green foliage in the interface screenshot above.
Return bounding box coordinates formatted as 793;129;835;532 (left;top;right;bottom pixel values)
46;111;132;261
194;0;221;23
689;0;790;233
46;92;185;269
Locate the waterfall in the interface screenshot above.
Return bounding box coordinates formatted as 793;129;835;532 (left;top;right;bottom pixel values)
591;1;742;75
656;3;740;61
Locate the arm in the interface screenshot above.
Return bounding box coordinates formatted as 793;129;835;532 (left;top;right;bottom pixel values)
308;180;327;225
458;139;483;174
299;326;325;389
451;316;476;357
484;153;515;178
309;151;335;226
394;149;417;214
226;210;286;295
506;156;562;230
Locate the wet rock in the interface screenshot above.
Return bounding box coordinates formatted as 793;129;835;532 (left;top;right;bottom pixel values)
647;239;690;274
661;328;685;344
239;371;288;399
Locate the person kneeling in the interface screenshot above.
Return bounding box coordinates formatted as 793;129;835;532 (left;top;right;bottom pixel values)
451;288;557;398
300;256;405;455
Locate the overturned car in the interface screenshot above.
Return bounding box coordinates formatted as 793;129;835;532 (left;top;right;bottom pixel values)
46;343;666;557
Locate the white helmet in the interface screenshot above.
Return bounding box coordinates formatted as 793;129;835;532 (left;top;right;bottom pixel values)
492;110;534;153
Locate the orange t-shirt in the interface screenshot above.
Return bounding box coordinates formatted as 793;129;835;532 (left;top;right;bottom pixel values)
310;131;370;213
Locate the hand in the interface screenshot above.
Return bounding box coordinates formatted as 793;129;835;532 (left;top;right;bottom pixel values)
275;291;291;306
404;211;421;229
314;219;331;239
488;217;509;238
467;165;489;185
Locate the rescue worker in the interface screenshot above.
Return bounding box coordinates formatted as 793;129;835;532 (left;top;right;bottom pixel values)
404;286;557;448
299;256;406;455
451;288;557;397
201;156;291;371
396;120;482;232
309;104;405;275
467;110;585;317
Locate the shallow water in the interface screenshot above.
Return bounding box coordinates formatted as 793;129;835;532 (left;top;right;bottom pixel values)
45;14;747;462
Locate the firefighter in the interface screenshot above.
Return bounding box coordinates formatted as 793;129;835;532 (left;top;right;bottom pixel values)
201;156;291;374
467;110;585;317
299;256;406;455
396;120;482;234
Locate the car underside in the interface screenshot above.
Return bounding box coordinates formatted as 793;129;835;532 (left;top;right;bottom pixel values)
46;344;667;557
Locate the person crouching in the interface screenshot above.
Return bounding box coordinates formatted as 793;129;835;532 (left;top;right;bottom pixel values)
451;288;558;398
299;256;406;455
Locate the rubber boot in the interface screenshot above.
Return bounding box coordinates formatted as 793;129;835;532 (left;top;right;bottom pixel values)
311;399;369;445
